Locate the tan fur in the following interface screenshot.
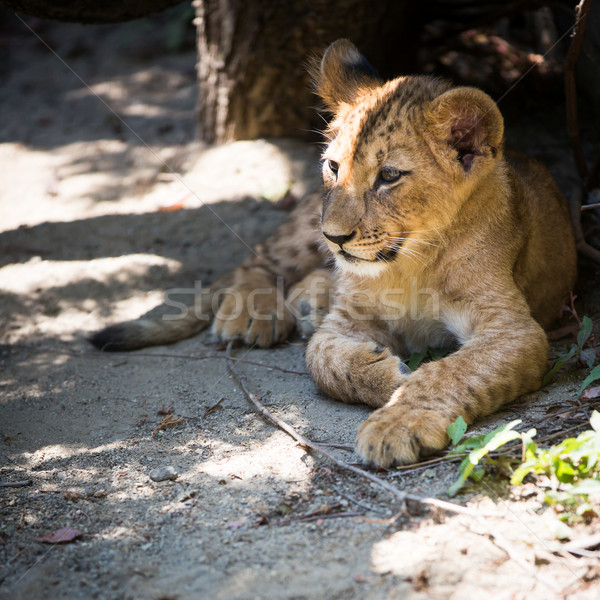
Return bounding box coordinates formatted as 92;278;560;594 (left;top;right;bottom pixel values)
92;39;576;467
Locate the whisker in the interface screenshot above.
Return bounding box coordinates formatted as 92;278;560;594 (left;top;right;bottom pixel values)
386;237;439;249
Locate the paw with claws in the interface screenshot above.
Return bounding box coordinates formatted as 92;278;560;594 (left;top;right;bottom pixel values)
356;396;452;467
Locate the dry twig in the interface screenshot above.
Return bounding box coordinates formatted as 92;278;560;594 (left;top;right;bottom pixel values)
49;345;309;376
556;532;600;558
564;0;591;180
570;185;600;264
151;413;184;437
0;480;32;488
277;509;363;526
202;397;224;418
225;343;490;517
563;0;600;259
563;0;600;265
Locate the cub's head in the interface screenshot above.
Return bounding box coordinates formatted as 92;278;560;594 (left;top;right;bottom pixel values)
312;39;505;277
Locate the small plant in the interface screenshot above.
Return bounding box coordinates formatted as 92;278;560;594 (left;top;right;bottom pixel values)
446;417;526;497
407;347;449;371
544;315;597;387
446;412;600;521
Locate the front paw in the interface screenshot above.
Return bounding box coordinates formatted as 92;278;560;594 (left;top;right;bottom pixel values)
356;404;451;467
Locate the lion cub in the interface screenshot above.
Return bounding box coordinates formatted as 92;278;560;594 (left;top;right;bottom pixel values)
92;39;576;467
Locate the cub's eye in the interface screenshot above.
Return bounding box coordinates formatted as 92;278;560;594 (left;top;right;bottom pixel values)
326;159;339;177
378;166;405;184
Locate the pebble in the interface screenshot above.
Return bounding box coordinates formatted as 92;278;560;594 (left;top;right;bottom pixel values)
149;466;178;482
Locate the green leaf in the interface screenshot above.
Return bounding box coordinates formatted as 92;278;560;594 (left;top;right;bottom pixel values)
428;347;450;361
447;416;468;446
554;460;576;483
471;467;485;482
481;420;522;448
447;420;523;495
590;410;600;433
543;344;578;386
407;351;427;371
510;459;539;485
470;428;521;464
447;456;474;497
577;316;594;350
580;348;597;370
578;365;600;397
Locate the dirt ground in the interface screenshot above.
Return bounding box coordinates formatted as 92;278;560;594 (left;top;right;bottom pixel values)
1;12;600;600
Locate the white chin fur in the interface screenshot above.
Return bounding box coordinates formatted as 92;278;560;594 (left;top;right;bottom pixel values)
334;255;387;278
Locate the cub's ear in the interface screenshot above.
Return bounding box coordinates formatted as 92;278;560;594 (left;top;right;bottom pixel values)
425;87;504;173
310;39;382;113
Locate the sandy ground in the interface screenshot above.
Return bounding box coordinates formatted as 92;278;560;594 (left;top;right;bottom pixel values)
1;13;600;600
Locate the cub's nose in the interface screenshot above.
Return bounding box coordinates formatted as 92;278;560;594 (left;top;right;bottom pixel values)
322;230;356;247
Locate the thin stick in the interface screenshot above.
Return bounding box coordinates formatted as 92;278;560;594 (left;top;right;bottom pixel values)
558;532;600;556
563;0;600;265
569;185;600;264
387;453;466;476
0;480;32;488
564;0;591;179
312;441;354;450
581;202;600;212
128;351;308;375
28;345;309;376
225;343;487;517
277;511;363;526
357;511;405;525
331;484;389;515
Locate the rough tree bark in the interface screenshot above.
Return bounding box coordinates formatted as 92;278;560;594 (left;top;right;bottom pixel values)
194;0;422;143
0;0;185;23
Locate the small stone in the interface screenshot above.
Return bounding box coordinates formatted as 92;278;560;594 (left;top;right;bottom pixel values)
149;466;178;482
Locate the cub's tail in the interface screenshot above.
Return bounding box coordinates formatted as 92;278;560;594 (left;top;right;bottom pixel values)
89;274;231;352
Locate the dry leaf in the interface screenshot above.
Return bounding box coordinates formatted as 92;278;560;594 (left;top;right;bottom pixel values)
152;413;184;437
35;526;82;544
581;385;600;400
61;491;83;501
203;398;224;418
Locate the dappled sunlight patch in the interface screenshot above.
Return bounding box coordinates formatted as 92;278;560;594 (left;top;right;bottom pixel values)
19;440;130;467
182;139;320;207
96;525;140;542
0;254;179;341
197;432;312;483
0;254;180;296
54;140;187;212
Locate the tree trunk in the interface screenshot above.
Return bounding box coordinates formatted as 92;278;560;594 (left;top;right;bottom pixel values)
0;0;185;23
194;0;422;143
